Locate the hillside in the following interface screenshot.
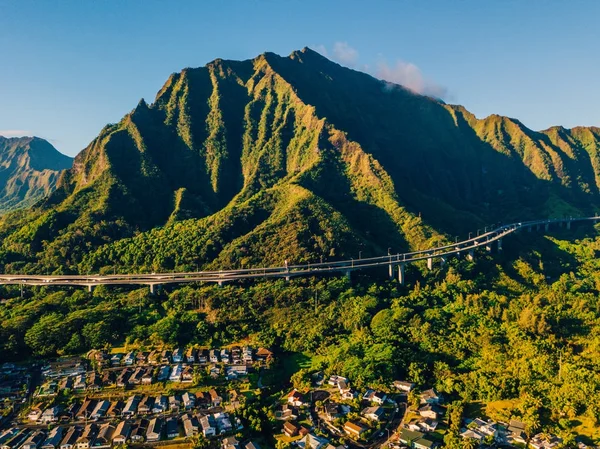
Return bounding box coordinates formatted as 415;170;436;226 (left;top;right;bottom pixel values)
0;136;72;213
1;48;599;274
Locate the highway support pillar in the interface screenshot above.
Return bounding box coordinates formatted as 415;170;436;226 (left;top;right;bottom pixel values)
545;223;549;232
345;270;351;280
388;264;394;279
398;263;405;285
149;284;155;295
467;249;475;261
498;239;503;252
426;257;433;270
485;241;492;252
567;221;571;230
440;256;447;267
87;285;93;293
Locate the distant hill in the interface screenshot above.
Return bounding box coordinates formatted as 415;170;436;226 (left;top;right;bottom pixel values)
0;48;599;274
0;136;72;213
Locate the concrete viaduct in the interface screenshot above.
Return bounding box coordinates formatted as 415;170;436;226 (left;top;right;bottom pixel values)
0;216;597;293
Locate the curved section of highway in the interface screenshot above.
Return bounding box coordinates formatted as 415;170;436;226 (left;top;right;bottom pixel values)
0;216;597;290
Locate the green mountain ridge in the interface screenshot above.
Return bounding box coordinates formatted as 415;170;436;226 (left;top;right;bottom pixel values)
1;47;599;274
0;136;73;213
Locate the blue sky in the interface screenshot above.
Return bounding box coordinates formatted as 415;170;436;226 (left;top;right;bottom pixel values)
1;0;599;156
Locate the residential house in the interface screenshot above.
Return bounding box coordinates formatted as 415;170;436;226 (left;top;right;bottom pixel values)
182;391;196;409
122;395;141;417
128;367;144;385
222;437;240;449
209;365;221;379
130;420;149;443
209;350;219;363
41;427;63;449
28;407;42;423
287;389;305;407
22;431;46;449
73;375;87;391
58;377;74;391
214;412;233;434
226;365;248;380
138;396;155;415
186;347;198;364
231;347;242;364
242;347;253;363
182;365;194;383
160;350;172;364
106;401;124;418
111;422;131;446
508;420;527;445
328;375;348;387
136;351;149;365
420;388;443;405
276;404;299;421
413;438;437;449
297;434;329;449
361;406;385;422
363;390;387;404
93;424;114;449
59;428;79;449
255;348;273;361
110;354;123;367
198;350;209;364
124;351;136;366
1;429;31;449
86;373;102;391
166;417;179;439
343;422;367;439
148;350;159;365
196;391;211;408
324;403;341;421
141;368;154;385
393;380;415;393
101;371;114;387
530;434;563;449
245;442;261;449
220;349;230;364
283;422;299;438
75;424;97;449
418;404;444;420
200;415;216;437
172;348;184;364
169;395;182;412
90;400;110;420
399;429;425;447
408;418;438;433
115;369;131;387
182;414;200;437
76;400;96;421
460;419;497;442
152;395;168;414
41;406;60;424
146;418;163;442
157;365;170;382
209;389;222;407
169;365;183;382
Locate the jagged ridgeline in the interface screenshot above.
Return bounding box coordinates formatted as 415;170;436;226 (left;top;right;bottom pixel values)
1;48;599;274
0;136;72;213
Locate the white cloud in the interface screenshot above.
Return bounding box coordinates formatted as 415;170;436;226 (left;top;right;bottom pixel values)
332;42;359;66
376;60;448;99
0;129;32;137
317;42;449;100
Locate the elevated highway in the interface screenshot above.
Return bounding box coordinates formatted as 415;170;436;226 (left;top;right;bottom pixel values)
0;216;597;292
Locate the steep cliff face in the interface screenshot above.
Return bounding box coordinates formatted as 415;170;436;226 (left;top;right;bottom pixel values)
1;48;598;274
0;136;72;212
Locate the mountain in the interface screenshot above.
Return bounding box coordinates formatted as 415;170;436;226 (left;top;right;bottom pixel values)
0;136;73;213
1;48;599;274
